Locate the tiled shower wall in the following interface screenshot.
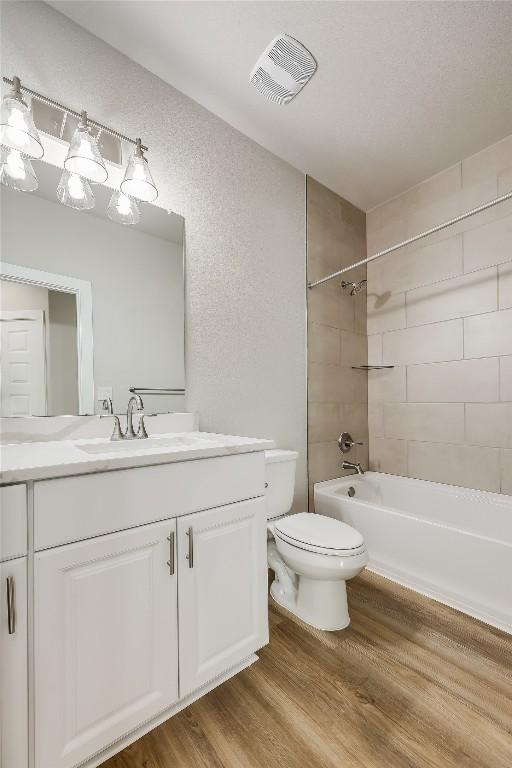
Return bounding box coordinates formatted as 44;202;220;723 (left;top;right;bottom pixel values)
307;177;368;509
366;135;512;494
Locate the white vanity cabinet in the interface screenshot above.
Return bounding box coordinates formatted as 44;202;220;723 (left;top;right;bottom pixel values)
28;451;268;768
0;485;28;768
34;520;179;768
178;497;268;697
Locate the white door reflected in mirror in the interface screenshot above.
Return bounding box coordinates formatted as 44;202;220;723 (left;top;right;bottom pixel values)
0;309;47;416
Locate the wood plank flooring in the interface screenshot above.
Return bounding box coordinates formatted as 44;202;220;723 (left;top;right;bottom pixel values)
103;571;512;768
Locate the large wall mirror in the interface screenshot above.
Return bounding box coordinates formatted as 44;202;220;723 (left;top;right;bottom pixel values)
0;162;185;417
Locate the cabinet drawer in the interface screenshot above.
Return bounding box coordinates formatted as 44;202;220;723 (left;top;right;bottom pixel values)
0;484;27;561
34;452;265;550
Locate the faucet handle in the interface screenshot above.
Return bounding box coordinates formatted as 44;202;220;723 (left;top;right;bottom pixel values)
136;414;148;439
100;413;124;441
102;397;114;414
338;432;363;453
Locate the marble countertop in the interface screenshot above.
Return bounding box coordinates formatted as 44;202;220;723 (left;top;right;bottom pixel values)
0;431;275;484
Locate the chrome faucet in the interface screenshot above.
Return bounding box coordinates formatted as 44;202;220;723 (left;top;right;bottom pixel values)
100;395;148;441
125;394;148;440
342;460;365;476
100;397;124;441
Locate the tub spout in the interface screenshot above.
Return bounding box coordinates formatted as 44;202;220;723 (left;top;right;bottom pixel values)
342;460;365;476
267;540;297;603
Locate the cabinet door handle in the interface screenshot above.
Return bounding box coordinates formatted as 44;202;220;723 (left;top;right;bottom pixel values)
186;526;194;568
6;576;15;635
166;531;175;576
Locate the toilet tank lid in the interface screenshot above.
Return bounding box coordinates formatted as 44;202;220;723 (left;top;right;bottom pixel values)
265;449;299;464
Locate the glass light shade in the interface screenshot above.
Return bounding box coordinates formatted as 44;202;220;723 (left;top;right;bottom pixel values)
57;169;95;210
0;89;44;159
107;189;140;225
0;146;38;192
64;117;108;183
120;151;157;203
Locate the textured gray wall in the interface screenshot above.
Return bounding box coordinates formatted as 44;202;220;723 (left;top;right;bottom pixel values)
1;1;307;509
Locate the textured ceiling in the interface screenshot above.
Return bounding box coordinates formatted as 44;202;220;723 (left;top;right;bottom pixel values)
48;1;512;210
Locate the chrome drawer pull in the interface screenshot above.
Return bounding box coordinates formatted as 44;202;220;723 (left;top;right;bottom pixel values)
6;576;15;635
166;531;175;576
186;526;194;568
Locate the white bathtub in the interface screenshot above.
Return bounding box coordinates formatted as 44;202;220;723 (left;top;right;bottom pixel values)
314;472;512;634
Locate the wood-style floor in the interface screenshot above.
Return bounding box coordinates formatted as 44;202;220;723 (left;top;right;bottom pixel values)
103;571;512;768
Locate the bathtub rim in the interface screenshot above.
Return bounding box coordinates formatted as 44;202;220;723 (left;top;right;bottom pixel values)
314;471;512;635
314;471;512;509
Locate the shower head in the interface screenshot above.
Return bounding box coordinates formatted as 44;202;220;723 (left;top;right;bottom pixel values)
341;279;367;296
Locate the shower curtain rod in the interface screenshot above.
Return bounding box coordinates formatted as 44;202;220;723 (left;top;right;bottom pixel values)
307;190;512;289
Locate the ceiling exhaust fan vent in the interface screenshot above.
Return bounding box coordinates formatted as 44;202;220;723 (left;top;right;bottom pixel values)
249;34;317;105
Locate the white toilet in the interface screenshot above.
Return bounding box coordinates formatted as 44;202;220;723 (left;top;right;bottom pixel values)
265;449;368;631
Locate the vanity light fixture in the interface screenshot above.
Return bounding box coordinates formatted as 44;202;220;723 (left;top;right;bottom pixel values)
64;110;108;184
0;146;38;192
107;189;140;226
120;138;158;202
1;76;156;224
0;76;44;159
57;169;95;211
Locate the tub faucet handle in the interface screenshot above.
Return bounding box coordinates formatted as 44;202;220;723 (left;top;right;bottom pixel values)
338;432;363;454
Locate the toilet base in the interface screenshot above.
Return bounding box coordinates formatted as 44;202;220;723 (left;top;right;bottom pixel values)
270;577;350;632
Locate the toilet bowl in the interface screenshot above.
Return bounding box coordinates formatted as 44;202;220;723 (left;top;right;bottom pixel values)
265;449;367;631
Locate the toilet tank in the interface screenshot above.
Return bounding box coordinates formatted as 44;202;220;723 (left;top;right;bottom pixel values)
265;449;299;520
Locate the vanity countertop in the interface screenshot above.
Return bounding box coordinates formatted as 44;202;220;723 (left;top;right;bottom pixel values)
0;431;275;484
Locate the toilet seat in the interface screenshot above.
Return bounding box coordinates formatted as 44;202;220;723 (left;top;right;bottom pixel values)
273;512;365;557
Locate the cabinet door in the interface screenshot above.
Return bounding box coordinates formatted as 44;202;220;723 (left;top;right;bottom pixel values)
0;557;28;768
178;497;268;697
34;520;178;768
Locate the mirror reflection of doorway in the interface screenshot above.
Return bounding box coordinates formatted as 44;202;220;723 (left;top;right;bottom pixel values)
0;279;78;416
0;309;47;416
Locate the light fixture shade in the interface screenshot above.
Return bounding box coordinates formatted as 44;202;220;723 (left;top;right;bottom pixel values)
120;139;157;202
64;111;108;183
57;169;95;210
0;79;44;159
0;146;38;192
107;189;140;225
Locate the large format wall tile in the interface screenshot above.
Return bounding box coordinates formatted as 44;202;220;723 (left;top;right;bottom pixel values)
367;333;383;365
463;214;512;272
500;356;512;400
368;367;407;403
340;331;368;366
308;403;341;443
464;309;512;358
407;358;499;403
367;134;512;495
308;322;341;365
384;403;465;443
308;288;354;331
405;267;497;327
308;441;342;484
408;442;501;493
502;449;512;495
369;436;407;475
367;291;406;334
382;320;463;365
367;235;463;296
368;403;384;438
307;177;367;506
466;403;512;449
499;262;512;309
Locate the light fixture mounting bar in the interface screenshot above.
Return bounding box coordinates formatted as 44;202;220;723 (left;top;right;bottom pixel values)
2;76;148;152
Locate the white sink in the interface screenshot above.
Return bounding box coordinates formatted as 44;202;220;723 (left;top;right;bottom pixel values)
78;435;199;454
